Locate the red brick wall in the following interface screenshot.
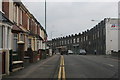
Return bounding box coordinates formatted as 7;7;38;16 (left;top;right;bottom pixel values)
22;11;28;29
2;1;9;19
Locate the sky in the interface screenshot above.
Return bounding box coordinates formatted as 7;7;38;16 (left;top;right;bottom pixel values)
21;0;119;40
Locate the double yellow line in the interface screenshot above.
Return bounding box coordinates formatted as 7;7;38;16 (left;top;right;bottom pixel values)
58;55;66;80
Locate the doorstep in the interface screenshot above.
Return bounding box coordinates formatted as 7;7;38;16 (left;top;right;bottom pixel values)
12;67;24;72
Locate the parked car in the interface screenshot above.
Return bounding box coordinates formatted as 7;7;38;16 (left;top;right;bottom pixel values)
79;49;86;55
68;50;73;54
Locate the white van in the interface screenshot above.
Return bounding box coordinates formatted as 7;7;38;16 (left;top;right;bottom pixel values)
68;50;73;54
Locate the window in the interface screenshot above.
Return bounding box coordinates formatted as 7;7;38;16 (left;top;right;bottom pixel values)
73;39;76;43
2;26;5;48
62;41;63;45
81;38;83;42
98;31;99;38
86;36;88;41
20;34;24;41
0;26;12;49
14;5;17;22
27;18;29;30
0;26;3;48
65;40;66;44
37;40;39;50
103;28;105;36
13;34;18;51
77;38;79;43
20;9;22;25
93;35;94;40
84;37;85;41
7;27;11;48
68;40;69;44
71;39;72;43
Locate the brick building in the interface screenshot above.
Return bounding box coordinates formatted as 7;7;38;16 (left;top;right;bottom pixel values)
0;0;48;75
48;18;119;55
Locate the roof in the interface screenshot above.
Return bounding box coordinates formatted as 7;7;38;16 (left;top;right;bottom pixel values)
12;25;24;33
0;11;13;25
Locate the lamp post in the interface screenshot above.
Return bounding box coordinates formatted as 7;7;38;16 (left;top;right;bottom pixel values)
44;0;47;59
91;19;101;22
45;0;46;30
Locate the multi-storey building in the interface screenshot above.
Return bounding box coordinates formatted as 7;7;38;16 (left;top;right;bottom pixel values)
48;18;119;55
0;0;47;75
0;0;13;75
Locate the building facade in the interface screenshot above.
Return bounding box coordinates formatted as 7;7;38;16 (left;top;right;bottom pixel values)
1;0;48;75
48;18;119;55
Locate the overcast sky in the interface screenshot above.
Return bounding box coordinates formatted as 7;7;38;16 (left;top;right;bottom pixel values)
21;0;119;40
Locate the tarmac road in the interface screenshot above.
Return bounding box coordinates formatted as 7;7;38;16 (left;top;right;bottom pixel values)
64;55;118;78
2;54;119;80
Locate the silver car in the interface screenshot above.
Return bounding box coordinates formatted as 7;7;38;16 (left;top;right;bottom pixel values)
79;49;86;55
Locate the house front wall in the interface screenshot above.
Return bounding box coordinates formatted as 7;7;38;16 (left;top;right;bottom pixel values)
9;0;14;22
0;21;12;75
0;23;12;50
0;0;2;12
2;1;9;19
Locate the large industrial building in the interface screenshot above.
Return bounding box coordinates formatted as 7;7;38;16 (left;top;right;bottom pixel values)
47;18;120;55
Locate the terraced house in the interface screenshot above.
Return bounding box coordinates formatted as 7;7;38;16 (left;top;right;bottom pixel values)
0;0;47;76
48;18;119;55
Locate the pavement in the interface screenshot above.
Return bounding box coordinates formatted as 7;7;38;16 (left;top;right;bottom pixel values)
2;54;119;80
2;54;60;79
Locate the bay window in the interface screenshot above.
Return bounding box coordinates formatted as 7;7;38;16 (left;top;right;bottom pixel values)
0;25;11;49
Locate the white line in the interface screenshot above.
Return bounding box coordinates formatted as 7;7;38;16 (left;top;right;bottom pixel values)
105;63;114;67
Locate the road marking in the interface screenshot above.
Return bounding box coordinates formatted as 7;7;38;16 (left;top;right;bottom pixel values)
107;64;114;67
58;55;66;80
105;63;114;67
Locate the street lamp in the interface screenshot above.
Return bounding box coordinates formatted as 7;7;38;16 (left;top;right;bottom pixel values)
91;19;100;22
44;0;47;59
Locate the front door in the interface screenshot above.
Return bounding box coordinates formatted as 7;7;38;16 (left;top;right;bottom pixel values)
2;52;5;74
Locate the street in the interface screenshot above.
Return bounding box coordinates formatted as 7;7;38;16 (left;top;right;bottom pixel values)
64;55;118;78
2;54;119;79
